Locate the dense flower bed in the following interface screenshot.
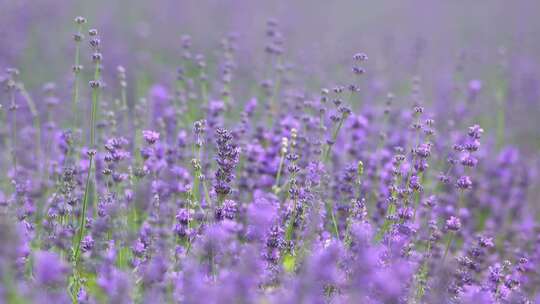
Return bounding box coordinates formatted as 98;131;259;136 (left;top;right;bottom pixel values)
0;15;539;304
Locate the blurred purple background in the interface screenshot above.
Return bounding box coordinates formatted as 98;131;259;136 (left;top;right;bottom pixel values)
1;0;539;151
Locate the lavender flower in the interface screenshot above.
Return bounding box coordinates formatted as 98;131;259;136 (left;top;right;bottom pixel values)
214;128;239;201
142;130;160;145
445;216;462;231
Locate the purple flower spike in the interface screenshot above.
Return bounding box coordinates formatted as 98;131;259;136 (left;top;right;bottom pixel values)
142;130;160;145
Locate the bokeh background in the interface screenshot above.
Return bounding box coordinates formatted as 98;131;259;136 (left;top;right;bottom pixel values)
2;0;539;152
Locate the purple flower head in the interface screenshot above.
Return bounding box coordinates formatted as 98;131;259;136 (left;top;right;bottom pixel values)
353;52;368;61
478;236;494;248
215;199;238;220
457;175;473;190
81;235;95;252
214;128;239;198
176;208;190;225
445;216;462;231
415;143;432;158
467;124;484;139
142;130;160;145
460;155;478;167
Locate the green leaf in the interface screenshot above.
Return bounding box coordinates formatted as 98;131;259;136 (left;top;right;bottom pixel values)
283;253;296;273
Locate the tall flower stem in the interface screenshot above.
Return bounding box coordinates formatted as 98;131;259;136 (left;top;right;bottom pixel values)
73;154;93;263
442;231;455;262
90;63;100;147
273;137;288;194
72;24;83;128
73;79;99;265
74;35;101;268
322;115;346;163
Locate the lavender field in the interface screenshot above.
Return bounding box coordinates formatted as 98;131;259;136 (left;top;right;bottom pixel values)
1;1;540;303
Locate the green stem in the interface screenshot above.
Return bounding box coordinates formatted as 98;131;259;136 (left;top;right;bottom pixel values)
323;117;345;163
442;231;455;262
273;152;286;193
327;200;340;240
375;202;396;242
415;240;432;301
90;63;100;148
74;156;93;263
120;81;128;130
72;24;82;128
412;172;423;220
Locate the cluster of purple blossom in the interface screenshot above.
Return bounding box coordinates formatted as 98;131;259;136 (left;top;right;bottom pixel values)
0;15;539;304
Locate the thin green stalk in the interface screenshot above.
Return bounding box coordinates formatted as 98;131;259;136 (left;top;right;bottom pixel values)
322;117;345;163
273;149;286;194
282;189;300;272
74;59;100;267
202;181;212;211
197;148;212;204
201;78;209;111
74;156;93;263
285;206;297;242
442;231;455;262
72;24;82;128
90;62;100;148
495;67;507;150
119;69;128;130
415;240;432;301
268;56;283;122
375;202;396;242
275;155;285;188
121;86;127;113
375;169;401;242
457;190;465;211
89;61;101;222
412;172;423;221
327;200;340;240
191;151;210;210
